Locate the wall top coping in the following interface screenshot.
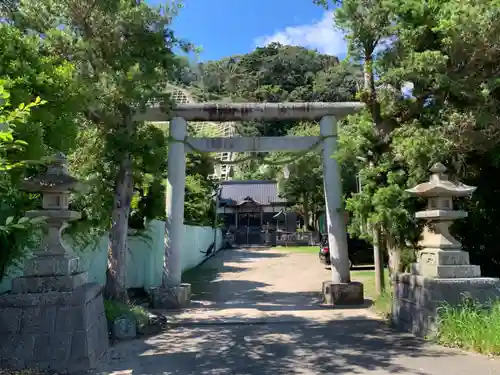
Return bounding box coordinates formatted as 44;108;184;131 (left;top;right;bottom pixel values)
135;102;365;122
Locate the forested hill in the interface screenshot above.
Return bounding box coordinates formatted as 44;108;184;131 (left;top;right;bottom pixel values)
171;43;363;136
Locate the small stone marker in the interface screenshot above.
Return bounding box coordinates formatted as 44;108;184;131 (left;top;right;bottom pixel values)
112;315;137;340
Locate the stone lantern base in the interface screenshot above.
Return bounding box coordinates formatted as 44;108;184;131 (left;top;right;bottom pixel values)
391;274;500;337
411;248;481;278
0;283;109;373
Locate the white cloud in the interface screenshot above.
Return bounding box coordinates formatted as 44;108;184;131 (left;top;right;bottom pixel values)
254;12;347;57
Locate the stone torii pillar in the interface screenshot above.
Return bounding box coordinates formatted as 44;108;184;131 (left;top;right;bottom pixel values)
320;116;364;305
320;116;351;283
151;116;192;309
165;117;187;287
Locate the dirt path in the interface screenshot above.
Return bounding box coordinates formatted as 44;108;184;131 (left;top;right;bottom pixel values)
99;247;500;375
168;246;374;323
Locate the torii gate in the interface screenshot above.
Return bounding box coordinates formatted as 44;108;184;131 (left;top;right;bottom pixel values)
136;102;365;308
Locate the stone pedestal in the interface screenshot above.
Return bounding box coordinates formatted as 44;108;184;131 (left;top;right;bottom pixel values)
392;274;500;337
0;283;109;372
322;281;364;306
151;283;191;309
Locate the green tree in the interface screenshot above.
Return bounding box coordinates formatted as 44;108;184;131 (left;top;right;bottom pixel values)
272;123;324;230
0;20;84;282
13;0;190;301
316;0;500;277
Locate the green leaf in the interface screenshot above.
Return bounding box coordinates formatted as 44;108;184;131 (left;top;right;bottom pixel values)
29;216;48;224
17;217;30;224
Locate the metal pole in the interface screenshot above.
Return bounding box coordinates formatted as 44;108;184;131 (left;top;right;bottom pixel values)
213;185;220;253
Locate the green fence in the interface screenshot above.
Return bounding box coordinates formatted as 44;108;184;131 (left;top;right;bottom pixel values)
0;220;223;294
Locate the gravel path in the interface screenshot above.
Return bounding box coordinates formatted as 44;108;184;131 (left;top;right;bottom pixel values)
99;247;500;375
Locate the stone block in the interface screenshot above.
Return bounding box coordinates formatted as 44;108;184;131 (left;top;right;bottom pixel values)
392;273;500;337
0;334;35;369
11;271;88;294
322;281;364;306
55;305;86;333
21;306;57;334
111;315;137;340
0;308;23;333
419;249;470;265
419;264;481;278
0;283;108;373
33;333;72;362
23;254;79;276
151;283;191;309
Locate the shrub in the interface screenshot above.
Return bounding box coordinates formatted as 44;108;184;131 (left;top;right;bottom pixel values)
103;300;150;330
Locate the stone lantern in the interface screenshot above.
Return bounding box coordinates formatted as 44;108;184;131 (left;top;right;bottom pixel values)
11;152;86;293
406;162;480;278
392;163;500;338
0;153;108;373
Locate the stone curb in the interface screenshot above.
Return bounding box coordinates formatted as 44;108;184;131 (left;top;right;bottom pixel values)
166;318;311;326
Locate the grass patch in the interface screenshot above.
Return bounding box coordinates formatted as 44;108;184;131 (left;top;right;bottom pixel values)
104;300;150;329
435;298;500;355
351;268;392;317
272;246;318;254
182;265;221;296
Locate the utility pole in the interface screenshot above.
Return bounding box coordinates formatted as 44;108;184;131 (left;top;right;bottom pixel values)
357;157;386;296
372;224;385;295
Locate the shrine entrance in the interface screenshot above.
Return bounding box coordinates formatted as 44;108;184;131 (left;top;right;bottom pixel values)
135;102;364;289
234;198;265;246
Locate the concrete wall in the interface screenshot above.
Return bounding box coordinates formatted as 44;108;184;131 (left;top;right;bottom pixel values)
0;220;223;294
392;273;500;337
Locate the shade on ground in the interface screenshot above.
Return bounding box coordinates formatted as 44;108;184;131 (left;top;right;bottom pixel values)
99;248;500;375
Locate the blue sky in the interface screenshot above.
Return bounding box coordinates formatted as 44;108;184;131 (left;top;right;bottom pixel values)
147;0;347;62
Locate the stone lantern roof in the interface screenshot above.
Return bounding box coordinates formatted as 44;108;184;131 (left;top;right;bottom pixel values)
406;163;476;198
21;152;84;193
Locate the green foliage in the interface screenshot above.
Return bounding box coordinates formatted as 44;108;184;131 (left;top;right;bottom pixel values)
0;84;48;281
436;297;500;355
0;23;82;160
103;299;150;329
0;84;46;171
315;0;500;278
271;123;323;228
0;215;46;281
173;43;361;137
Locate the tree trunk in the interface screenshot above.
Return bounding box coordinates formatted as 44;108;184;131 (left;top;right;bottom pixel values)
385;233;401;284
106;153;133;302
105;107;135;302
364;52;394;139
311;205;317;231
302;192;310;230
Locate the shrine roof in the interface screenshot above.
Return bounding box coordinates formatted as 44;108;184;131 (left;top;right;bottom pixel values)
219;180;287;206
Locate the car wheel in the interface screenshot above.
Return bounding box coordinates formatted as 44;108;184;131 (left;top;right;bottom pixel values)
349;259;353;269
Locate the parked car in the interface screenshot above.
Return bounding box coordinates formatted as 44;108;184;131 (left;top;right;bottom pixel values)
319;233;378;269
